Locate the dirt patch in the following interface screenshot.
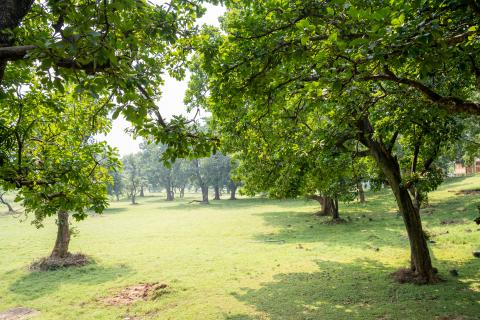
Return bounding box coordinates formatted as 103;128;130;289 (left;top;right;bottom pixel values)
30;253;91;271
454;189;480;195
101;283;169;306
0;307;38;320
391;268;441;285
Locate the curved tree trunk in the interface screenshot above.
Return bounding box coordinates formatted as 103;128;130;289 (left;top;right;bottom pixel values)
50;211;70;259
308;195;340;220
357;182;366;203
358;118;437;283
214;186;221;200
0;193;15;213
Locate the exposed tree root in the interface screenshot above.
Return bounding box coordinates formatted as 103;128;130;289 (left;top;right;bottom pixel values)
30;253;91;271
391;268;441;285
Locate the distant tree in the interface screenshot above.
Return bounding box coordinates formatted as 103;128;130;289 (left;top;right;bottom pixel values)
108;170;124;201
123;154;141;205
191;158;210;203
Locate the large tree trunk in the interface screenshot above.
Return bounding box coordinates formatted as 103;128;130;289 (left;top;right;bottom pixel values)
229;185;237;200
357;182;366;203
308;195;340;220
358;118;437;283
201;185;209;204
214;186;221;200
0;1;34;83
50;211;70;259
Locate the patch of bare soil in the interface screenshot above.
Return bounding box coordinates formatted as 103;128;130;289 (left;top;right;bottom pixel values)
434;316;465;320
101;283;169;306
0;307;38;320
454;189;480;195
29;253;91;271
391;268;441;285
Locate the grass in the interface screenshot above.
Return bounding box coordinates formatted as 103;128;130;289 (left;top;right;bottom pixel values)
0;176;479;319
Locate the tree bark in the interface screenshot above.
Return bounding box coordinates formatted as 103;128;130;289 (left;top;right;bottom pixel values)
357;182;366;203
357;118;437;283
229;185;237;200
50;211;70;259
214;186;221;200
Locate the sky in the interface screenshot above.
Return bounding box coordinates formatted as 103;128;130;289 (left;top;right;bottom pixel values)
99;3;225;156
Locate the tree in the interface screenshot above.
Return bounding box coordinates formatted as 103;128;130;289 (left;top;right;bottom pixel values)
0;84;118;260
193;0;478;283
191;158;210;203
108;170;124;201
122;154;141;205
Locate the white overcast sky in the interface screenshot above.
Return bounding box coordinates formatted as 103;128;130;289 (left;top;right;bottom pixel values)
99;3;225;156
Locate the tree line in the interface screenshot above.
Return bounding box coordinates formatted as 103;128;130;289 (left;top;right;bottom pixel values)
109;143;241;205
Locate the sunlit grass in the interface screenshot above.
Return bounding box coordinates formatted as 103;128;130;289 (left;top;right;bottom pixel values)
0;176;479;319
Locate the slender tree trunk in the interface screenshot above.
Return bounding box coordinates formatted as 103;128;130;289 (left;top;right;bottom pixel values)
166;184;174;201
131;193;136;204
180;187;185;198
357;182;366;203
115;193;120;201
358;118;436;283
139;186;144;197
50;211;70;259
201;185;209;203
230;185;237;200
214;186;221;200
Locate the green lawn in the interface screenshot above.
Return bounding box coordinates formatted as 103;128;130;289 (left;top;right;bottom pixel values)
1;176;479;319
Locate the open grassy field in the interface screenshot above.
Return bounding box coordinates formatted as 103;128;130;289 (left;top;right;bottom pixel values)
0;176;479;319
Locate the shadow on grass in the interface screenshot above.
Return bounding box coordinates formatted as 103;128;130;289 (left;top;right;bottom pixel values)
156;197;300;211
102;207;129;215
9;263;134;300
226;259;480;320
251;208;407;250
